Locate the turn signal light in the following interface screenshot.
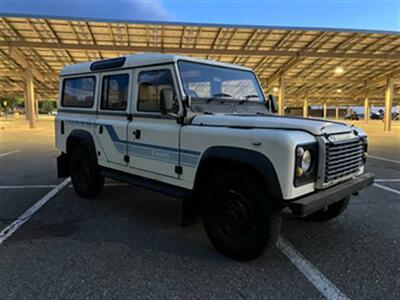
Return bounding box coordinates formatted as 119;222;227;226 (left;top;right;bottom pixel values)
296;167;304;177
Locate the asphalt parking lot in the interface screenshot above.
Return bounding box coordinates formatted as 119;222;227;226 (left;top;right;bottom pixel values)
0;117;399;299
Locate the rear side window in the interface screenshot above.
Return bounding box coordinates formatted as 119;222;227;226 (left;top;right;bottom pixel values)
101;74;129;111
61;76;96;108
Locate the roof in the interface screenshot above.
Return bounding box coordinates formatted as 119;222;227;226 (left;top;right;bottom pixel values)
60;53;252;76
0;14;399;106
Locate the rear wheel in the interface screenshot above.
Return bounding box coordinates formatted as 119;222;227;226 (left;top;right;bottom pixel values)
303;197;350;222
201;171;281;261
69;146;104;198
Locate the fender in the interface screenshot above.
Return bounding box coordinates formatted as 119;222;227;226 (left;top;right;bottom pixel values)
66;129;98;163
195;146;283;199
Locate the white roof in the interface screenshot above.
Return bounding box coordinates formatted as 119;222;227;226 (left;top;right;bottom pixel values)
60;53;252;76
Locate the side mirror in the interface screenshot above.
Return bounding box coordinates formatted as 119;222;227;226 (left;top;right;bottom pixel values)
160;88;176;115
268;94;278;113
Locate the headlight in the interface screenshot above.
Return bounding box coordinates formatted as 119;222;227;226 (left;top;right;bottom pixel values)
294;143;318;187
301;150;312;172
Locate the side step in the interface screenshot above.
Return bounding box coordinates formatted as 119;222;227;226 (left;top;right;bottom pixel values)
100;167;192;199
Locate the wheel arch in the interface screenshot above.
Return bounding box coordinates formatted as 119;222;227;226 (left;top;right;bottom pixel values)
193;146;283;200
66;129;98;164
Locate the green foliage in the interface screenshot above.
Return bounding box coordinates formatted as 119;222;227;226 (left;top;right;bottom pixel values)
39;100;56;113
0;96;24;112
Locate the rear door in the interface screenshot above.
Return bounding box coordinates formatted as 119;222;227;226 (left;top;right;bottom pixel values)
127;65;182;178
95;70;132;166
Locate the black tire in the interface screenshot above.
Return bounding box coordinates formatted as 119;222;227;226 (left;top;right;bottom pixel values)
303;197;350;222
69;146;104;198
201;171;281;261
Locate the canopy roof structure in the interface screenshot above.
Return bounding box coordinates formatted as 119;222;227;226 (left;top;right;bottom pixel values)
0;14;399;107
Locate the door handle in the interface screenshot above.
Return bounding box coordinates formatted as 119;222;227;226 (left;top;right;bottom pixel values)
99;125;103;134
133;129;141;139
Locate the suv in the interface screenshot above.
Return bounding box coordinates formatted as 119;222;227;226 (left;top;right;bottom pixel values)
344;112;360;121
56;54;374;261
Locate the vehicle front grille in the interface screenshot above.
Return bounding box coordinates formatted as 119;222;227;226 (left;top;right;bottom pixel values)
325;138;364;182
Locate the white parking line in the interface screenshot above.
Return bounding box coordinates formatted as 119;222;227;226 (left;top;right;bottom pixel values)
375;179;400;182
0;185;57;189
277;238;349;300
0;149;19;158
373;183;400;195
368;155;400;164
0;183;130;189
0;178;71;245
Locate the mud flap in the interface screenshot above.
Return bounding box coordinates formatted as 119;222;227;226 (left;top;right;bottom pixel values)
57;153;69;178
181;197;200;227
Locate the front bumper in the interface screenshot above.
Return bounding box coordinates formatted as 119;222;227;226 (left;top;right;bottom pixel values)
288;172;375;216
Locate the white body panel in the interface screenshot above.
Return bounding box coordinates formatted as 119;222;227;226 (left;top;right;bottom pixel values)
180;125;316;199
191;114;353;136
127;118;181;178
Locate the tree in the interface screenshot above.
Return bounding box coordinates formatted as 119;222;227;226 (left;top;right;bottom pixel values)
0;96;24;113
40;100;56;114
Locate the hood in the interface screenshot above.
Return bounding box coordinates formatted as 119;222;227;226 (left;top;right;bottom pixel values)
190;114;353;136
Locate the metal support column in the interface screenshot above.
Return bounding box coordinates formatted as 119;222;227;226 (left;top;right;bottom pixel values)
23;83;29;121
364;98;369;124
303;99;308;118
384;76;393;132
335;107;339;120
278;76;285;116
24;68;36;129
35;96;39;118
323;103;328;119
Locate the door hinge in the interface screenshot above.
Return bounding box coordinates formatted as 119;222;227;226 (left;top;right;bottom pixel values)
124;155;130;163
175;165;183;175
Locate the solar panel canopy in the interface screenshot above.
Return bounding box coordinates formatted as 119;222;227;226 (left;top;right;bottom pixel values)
1;14;399;107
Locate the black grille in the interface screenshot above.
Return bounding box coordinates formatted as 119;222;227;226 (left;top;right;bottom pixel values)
325;138;364;182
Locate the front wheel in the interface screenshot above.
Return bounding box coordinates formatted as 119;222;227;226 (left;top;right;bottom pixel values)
201;172;281;261
303;197;350;222
69;146;104;198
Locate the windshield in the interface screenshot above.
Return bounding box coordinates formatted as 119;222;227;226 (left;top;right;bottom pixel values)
178;61;265;102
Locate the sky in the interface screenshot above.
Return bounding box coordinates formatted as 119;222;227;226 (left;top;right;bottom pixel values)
0;0;399;32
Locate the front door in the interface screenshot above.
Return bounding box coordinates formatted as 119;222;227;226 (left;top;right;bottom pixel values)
128;65;182;178
95;70;132;166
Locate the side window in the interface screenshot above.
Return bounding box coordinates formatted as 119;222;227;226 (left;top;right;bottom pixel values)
101;74;129;111
137;69;177;113
62;76;96;108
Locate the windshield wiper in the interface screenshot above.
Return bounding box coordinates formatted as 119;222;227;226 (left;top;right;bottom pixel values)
239;94;259;105
206;93;232;103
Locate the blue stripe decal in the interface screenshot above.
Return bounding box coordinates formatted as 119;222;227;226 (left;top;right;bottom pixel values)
66;120;200;167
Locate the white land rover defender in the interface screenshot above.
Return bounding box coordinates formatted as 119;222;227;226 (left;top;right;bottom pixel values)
56;54;374;261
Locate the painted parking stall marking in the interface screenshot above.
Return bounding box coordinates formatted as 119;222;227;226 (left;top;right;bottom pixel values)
0;178;71;245
0;184;57;189
368;155;400;164
375;179;400;182
0;182;130;190
277;238;349;300
373;183;400;195
0;149;19;158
